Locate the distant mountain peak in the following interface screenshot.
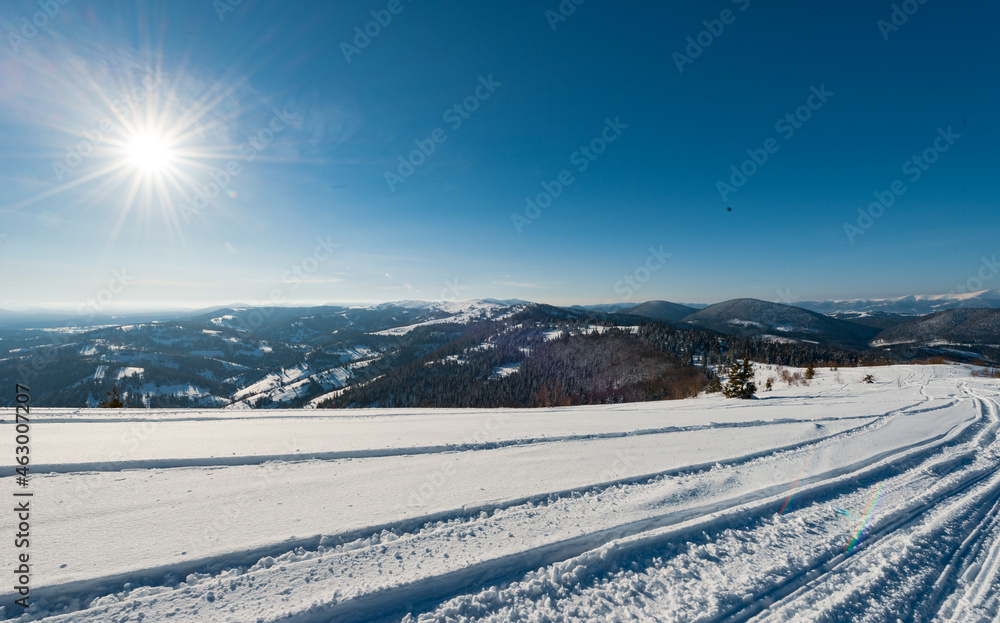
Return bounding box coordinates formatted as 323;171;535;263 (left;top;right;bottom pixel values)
681;298;879;350
799;290;1000;315
618;300;698;322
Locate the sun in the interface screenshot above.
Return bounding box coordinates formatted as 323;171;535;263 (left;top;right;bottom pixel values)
126;131;173;172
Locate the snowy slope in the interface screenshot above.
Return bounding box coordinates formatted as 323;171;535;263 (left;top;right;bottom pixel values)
370;300;519;336
800;289;1000;315
1;364;998;621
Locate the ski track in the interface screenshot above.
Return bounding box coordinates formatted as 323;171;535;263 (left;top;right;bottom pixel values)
23;415;892;476
2;365;997;623
397;384;1000;623
750;406;1000;622
6;416;888;617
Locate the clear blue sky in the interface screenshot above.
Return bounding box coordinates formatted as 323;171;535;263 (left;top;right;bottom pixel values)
1;0;997;311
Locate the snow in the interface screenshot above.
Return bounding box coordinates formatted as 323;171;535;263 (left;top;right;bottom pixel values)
115;366;144;380
304;374;385;409
2;364;998;622
491;363;521;378
139;382;214;399
208;315;246;332
230;363;357;407
761;334;800;344
728;318;764;327
371;300;514;336
429;354;467;366
335;346;377;362
541;325;635;341
233;367;311;400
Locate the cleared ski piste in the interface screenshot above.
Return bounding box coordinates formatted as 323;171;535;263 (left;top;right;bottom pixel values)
2;364;998;621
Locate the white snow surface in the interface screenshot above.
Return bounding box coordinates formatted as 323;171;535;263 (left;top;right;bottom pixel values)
2;364;999;622
371;301;517;336
115;367;144;380
490;363;521;379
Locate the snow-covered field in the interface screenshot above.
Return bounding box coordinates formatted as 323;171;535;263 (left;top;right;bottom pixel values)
2;364;999;621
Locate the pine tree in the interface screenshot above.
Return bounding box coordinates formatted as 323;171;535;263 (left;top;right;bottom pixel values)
805;361;816;380
723;357;757;399
706;371;723;393
98;387;127;408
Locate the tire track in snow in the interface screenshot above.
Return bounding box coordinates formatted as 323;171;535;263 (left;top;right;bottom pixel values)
919;476;1000;621
41;395;980;623
395;391;997;623
5;372;983;622
25;414;895;475
718;461;1000;623
391;392;992;623
6;416;892;618
936;491;1000;621
712;395;1000;623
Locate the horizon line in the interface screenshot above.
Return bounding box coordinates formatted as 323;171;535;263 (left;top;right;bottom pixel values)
2;288;998;316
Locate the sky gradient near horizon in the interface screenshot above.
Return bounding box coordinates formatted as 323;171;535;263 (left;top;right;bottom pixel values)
1;0;998;311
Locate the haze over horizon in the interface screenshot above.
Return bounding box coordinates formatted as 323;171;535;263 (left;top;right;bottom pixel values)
4;288;1000;318
1;1;997;310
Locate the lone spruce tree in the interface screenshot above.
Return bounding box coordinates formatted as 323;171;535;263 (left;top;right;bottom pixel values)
723;357;757;399
805;361;816;380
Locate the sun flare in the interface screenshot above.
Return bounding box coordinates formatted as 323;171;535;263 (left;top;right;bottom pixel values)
126;132;173;172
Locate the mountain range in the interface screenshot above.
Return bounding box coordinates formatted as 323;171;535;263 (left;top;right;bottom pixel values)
796;290;1000;315
1;296;996;409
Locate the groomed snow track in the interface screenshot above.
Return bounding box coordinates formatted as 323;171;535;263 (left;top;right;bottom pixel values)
1;365;998;622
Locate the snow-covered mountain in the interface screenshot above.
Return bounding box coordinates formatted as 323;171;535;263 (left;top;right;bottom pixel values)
0;300;525;409
678;298;881;350
799;289;1000;315
4;296;999;409
871;308;1000;348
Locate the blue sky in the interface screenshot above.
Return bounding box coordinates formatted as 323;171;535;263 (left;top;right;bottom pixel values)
0;0;997;311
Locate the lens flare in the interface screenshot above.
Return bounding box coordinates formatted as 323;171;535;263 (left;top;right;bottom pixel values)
846;481;884;553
